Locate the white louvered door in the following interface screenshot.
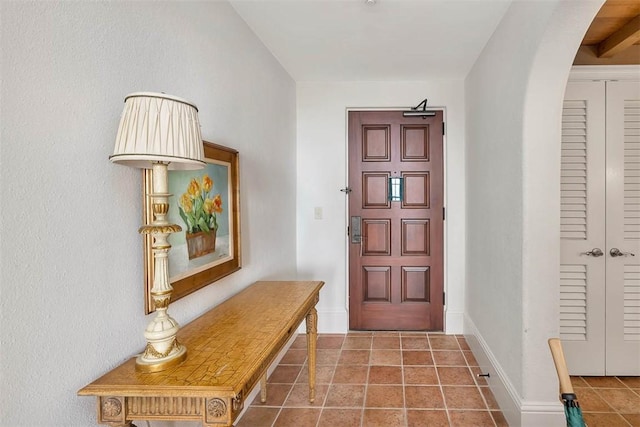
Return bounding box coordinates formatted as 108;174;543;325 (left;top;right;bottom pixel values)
560;80;640;376
605;81;640;375
560;81;606;375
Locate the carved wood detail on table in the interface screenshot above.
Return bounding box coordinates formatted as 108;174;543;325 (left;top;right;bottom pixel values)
79;281;324;427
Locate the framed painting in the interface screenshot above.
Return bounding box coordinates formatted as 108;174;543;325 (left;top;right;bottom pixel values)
142;141;241;313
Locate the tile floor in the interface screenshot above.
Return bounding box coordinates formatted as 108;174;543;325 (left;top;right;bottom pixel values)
571;375;640;427
235;332;508;427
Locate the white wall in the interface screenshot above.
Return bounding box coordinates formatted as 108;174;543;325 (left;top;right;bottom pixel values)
0;2;296;426
296;81;466;334
464;1;604;425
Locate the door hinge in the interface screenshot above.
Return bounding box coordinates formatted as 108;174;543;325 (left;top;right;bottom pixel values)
443;207;446;221
347;226;350;236
442;122;446;135
443;292;446;305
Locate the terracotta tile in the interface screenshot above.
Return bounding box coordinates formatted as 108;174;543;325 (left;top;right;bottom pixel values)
371;349;402;365
324;384;365;407
406;409;449;427
618;377;640;388
363;408;405;426
582;412;632;427
273;408;321;427
442;386;487;409
235;406;279;427
297;365;335;384
316;349;341;365
401;331;428;337
268;365;302;383
432;350;467;366
429;335;460;350
404;366;439;385
457;337;471;350
471;366;489;385
404;385;445;409
437;367;475;386
332;365;369;384
318;408;362;427
622;413;640;426
251;383;293;406
463;350;479;367
372;336;400;349
365;385;404;408
317;335;345;349
284;383;328;407
480;386;500;410
402;336;430;350
572;376;589;387
448;410;495;427
596;388;640;413
343;336;372;349
583;376;626;388
403;350;434;366
369;366;403;384
347;331;373;336
338;349;370;365
374;331;400;337
492;410;509;427
290;334;307;349
576;388;614;412
280;348;307;364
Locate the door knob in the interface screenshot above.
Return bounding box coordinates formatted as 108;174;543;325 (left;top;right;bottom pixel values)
582;248;604;257
610;248;636;257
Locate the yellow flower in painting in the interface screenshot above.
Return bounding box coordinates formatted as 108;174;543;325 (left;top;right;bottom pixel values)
179;193;193;213
212;194;223;214
178;174;223;234
202;175;213;193
203;198;215;215
187;178;200;197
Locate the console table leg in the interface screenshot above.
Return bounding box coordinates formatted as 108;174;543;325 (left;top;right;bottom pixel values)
260;373;267;403
305;307;318;403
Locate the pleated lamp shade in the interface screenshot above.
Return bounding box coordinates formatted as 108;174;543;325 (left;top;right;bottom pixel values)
110;92;205;170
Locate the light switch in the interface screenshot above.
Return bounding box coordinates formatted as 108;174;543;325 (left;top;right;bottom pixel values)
314;207;323;220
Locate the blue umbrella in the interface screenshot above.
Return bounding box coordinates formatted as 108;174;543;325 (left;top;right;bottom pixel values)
548;338;587;427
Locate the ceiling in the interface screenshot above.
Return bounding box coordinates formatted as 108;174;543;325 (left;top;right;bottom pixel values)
229;0;512;82
575;0;640;65
230;0;640;82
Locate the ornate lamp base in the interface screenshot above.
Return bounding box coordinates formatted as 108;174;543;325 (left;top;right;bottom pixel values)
136;343;187;373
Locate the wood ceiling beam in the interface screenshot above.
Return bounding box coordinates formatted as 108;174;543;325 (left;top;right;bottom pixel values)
598;14;640;57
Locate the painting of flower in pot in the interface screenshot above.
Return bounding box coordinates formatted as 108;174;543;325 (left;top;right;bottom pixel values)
142;142;241;314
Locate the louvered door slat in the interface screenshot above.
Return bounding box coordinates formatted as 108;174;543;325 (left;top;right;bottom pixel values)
625;100;640;241
560;81;606;375
561;99;588;240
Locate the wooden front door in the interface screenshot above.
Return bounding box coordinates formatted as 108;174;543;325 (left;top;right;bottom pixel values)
348;110;444;330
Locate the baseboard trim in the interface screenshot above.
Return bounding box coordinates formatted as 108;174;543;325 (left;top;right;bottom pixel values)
297;308;349;334
464;315;564;427
445;310;464;334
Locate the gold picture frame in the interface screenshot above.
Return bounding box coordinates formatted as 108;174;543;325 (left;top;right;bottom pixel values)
143;141;241;313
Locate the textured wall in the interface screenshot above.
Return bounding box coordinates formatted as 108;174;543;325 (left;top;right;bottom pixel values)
465;0;603;425
0;2;296;426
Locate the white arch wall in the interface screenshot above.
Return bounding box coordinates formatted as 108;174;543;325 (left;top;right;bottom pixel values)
464;1;604;426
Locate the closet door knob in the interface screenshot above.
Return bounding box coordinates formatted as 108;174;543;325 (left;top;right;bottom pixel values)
610;248;635;257
582;248;604;257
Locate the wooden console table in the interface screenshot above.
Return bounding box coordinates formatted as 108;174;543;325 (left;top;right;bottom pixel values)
79;280;324;427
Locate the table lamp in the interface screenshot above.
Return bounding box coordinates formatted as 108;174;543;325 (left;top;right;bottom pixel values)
110;92;205;372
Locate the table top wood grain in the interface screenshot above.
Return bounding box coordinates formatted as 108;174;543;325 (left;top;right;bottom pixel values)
78;281;324;399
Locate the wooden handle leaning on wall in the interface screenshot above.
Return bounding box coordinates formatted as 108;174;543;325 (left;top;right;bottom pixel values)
548;338;574;395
